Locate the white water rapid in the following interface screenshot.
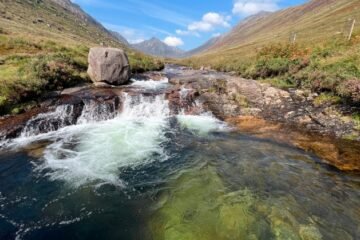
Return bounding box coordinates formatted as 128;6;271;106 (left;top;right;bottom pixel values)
0;77;228;188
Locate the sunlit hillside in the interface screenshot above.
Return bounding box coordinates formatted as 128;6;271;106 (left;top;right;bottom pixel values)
0;0;163;114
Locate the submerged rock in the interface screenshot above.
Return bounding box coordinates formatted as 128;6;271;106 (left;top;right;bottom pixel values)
299;225;323;240
87;47;130;85
226;116;360;172
150;165;269;240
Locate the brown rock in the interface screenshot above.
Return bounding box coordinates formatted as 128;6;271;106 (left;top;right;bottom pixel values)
226;116;360;172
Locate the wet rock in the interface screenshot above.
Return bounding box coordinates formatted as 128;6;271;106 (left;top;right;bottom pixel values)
87;47;130;85
226;116;360;171
0;86;124;140
24;141;50;158
150;166;263;240
167;67;360;141
133;72;166;81
93;82;113;88
299;225;323;240
61;85;91;95
0;108;49;139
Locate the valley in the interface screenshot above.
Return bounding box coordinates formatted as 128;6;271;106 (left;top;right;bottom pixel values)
0;1;359;239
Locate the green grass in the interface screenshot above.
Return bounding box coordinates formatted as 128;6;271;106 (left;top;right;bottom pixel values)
0;34;164;115
313;93;342;107
352;113;360;131
182;37;360;105
179;0;360;107
260;77;297;89
0;44;90;114
0;0;164;115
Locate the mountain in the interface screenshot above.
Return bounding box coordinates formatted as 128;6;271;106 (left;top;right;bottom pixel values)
132;37;185;58
0;0;124;46
182;0;360;107
184;11;270;57
49;0;103;26
185;36;221;57
0;0;163;115
196;0;360;58
109;30;129;46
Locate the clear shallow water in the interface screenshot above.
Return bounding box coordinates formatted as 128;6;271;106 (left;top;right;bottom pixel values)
0;78;359;240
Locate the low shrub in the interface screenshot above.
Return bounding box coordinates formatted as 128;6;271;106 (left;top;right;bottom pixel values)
352;113;360;130
314;93;342;106
254;57;291;78
30;53;89;90
0;51;90;115
129;53;164;73
337;79;360;103
0;37;42;53
261;77;297;89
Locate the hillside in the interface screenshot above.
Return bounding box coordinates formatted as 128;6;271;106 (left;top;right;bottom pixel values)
183;0;360;109
200;0;360;57
132;37;185;58
109;30;130;46
185;36;221;57
0;0;163;115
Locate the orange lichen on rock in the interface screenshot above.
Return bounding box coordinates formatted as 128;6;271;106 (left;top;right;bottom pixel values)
226;116;360;172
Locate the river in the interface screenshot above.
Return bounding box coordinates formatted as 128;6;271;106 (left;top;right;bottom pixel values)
0;66;359;240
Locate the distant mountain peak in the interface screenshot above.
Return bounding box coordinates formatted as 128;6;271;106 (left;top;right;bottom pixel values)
185;36;222;57
132;38;185;58
109;30;129;46
149;37;160;42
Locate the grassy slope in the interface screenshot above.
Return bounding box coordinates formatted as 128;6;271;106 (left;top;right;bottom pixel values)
196;0;360;59
0;0;164;115
183;0;360;109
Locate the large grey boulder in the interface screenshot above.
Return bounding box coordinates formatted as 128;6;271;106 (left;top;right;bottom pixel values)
87;47;130;85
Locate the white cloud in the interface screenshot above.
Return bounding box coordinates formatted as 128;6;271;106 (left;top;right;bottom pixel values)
176;29;188;35
175;29;200;37
232;0;279;16
163;36;184;47
187;12;230;32
212;32;221;38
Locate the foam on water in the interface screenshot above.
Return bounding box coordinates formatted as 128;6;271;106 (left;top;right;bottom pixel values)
21;105;77;138
130;77;169;90
177;113;229;136
34;94;171;188
76;99;117;124
0;84;228;188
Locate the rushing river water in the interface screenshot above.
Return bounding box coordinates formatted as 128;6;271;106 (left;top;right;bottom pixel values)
0;73;359;240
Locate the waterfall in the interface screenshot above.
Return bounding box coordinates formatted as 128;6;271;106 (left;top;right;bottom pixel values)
121;93;170;119
130;77;169;91
77;99;118;124
35;92;171;188
0;79;227;188
21;105;78;137
20;98;119;138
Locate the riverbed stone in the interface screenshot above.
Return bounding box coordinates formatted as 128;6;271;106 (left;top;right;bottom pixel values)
87;47;130;85
299;225;323;240
150;166;263;240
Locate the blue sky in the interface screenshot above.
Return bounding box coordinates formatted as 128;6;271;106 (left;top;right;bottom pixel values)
72;0;307;50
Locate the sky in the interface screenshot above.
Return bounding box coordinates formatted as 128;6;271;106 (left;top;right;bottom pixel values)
72;0;307;51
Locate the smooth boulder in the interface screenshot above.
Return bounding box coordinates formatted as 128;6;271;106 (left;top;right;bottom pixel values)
87;47;130;85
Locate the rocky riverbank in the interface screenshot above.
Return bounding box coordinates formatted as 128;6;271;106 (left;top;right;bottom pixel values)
163;66;360;171
0;65;359;171
165;67;360;141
